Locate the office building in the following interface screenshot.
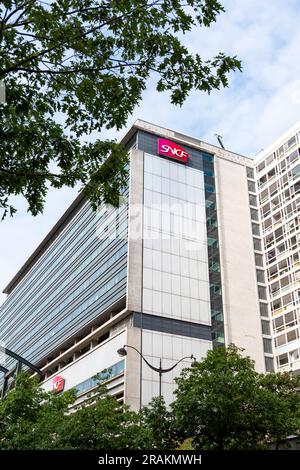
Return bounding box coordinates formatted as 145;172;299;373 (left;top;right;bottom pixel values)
0;120;271;409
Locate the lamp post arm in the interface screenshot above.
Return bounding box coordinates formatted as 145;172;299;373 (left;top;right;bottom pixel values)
159;355;195;374
4;348;44;377
0;365;9;374
123;345;162;373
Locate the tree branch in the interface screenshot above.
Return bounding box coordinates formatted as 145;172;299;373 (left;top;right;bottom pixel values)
16;61;147;75
0;0;162;78
0;167;66;180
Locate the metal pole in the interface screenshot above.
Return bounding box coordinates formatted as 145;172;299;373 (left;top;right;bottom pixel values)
159;358;162;398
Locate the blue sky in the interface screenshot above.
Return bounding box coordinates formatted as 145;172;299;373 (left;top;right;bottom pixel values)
1;0;300;304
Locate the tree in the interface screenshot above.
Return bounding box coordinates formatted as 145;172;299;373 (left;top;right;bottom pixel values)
0;0;241;218
0;372;76;449
138;396;180;450
172;345;300;450
259;372;300;449
0;372;152;450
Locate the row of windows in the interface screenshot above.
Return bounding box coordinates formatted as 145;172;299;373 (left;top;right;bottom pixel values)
266;234;300;268
247;175;271;320
273;310;299;334
271;289;300;315
259;168;300;207
277;346;300;368
0;220;128;342
1;240;128;347
19;266;127;362
268;253;300;283
256;134;298;173
75;360;125;397
1;200;128;323
274;327;299;348
203;159;224;347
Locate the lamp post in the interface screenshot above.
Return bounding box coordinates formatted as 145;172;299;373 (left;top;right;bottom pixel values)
117;344;196;398
0;347;44;399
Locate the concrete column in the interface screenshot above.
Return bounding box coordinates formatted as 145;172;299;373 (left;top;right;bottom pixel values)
124;320;141;411
215;156;265;372
126;149;144;312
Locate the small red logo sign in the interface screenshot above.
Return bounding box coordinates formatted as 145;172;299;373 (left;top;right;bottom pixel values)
158;138;189;163
52;375;65;394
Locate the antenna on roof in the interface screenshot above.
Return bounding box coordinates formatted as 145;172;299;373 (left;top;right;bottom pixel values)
215;133;225;149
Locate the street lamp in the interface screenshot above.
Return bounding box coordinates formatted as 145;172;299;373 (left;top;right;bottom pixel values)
117;344;196;398
0;347;44;399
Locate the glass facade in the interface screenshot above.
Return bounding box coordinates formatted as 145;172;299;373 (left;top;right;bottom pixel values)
136;130;224;347
203;153;224;347
0;198;128;368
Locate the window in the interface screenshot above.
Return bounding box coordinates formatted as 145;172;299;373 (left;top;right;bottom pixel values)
210;284;222;296
266;249;276;263
257;269;265;283
266;153;275;165
287;329;298;343
265;357;274;372
252;223;260;236
273;315;284;332
207;237;218;247
280;159;287;172
269;182;277;196
277;243;286;255
273;211;281;223
278;145;285;157
205;184;215;193
260;303;269;317
259;174;267;186
255;253;264;267
274;227;283;241
260;189;268;202
258;286;267;300
285;311;297;328
248;180;256;193
261;320;271;335
253;238;262;252
249;194;257;207
268;167;276;178
289;148;299;163
275;334;286;347
257;161;265;172
278;353;288;366
263;217;272;231
246;167;254;179
251;208;259;221
287;136;297;149
211;309;223;322
209;260;220;272
263;338;273;353
292;164;300;178
265;234;274;248
272;299;281;312
262;203;270;217
203;153;214;162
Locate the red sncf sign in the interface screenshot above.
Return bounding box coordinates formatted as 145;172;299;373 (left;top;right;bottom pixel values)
158;138;189;163
52;375;65;394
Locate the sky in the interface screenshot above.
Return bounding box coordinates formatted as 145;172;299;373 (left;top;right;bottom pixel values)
1;0;300;304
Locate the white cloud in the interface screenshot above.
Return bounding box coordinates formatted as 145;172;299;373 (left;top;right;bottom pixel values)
1;0;300;303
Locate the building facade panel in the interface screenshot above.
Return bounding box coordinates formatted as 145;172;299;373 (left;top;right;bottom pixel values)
0;199;128;367
215;156;266;372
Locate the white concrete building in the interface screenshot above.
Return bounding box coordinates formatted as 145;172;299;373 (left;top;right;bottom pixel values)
254;122;300;375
